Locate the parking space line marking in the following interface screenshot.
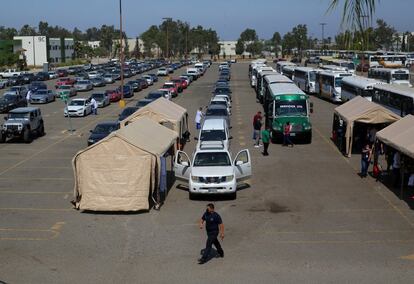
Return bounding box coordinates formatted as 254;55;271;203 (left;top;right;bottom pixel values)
0;221;65;241
0;177;72;181
313;126;414;228
0;207;72;212
0;191;71;195
239;142;246;146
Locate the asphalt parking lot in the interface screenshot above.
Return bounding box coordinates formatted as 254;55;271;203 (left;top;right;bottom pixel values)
1;63;414;283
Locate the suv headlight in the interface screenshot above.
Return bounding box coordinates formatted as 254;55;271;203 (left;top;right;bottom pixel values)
191;176;200;182
18;125;23;130
303;124;312;130
223;175;234;182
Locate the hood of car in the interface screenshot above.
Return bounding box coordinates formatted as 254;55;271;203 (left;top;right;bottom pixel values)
67;105;85;111
191;166;234;177
88;132;109;142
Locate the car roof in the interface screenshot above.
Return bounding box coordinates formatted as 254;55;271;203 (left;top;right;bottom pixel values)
72;98;88;101
96;121;119;126
202;118;226;130
9;107;39;113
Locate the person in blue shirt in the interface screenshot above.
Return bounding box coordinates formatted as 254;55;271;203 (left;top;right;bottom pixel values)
198;203;224;264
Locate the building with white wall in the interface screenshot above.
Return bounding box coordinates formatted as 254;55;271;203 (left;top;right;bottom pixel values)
87;41;101;49
219;41;237;57
13;36;74;66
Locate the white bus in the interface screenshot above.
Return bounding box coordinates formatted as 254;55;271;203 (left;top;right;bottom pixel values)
293;67;317;94
373;84;414;117
368;55;409;68
248;59;266;78
276;61;296;74
368;68;412;87
340;76;383;102
315;70;353;103
282;65;296;80
256;70;277;99
251;66;274;88
320;64;353;74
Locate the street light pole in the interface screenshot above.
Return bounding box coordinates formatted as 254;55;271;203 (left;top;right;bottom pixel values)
162;17;172;61
119;0;125;108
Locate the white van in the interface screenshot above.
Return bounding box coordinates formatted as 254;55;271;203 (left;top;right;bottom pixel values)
196;118;231;150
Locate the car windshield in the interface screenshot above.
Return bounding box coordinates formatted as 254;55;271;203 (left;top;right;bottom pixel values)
36;90;48;95
147;93;162;99
200;130;226;141
137;100;151;107
92;94;104;99
206;108;228;116
193;152;231;167
121;108;137;116
275;100;307;116
211;101;226;106
163;84;173;88
3;94;16;101
69;100;85;106
8;112;29;119
214;88;230;94
93;124;118;134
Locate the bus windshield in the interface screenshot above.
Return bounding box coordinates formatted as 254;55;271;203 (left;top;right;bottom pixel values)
309;72;316;82
275;100;307;116
335;77;344;87
393;73;409;81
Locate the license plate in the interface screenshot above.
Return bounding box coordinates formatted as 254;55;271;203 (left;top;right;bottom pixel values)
209;188;217;193
290;133;296;137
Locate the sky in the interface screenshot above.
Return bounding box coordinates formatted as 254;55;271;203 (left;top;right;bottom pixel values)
1;0;414;40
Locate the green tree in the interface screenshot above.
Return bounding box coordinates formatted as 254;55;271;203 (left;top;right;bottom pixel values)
271;32;282;53
235;39;244;55
19;25;37;36
0;26;18;40
140;25;160;57
246;41;263;57
329;0;377;31
372;19;396;50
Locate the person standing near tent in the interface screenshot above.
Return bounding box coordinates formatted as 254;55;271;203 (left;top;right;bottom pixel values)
360;143;371;178
198;203;224;264
195;107;204;130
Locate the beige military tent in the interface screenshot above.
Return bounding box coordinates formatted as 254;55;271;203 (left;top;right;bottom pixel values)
334;96;400;157
376;115;414;159
72;117;177;212
120;98;188;141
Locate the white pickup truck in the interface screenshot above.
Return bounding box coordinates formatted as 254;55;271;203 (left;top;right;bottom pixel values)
0;69;23;78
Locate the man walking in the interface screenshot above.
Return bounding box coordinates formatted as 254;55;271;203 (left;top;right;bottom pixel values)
360;143;371;178
252;111;262;141
283;121;294;147
254;116;262;147
261;127;270;156
198;203;224;264
26;89;32;105
195;107;204;130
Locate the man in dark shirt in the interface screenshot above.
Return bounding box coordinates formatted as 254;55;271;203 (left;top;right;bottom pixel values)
198;203;224;264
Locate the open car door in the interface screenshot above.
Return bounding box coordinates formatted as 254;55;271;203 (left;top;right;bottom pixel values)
234;149;252;182
174;151;191;181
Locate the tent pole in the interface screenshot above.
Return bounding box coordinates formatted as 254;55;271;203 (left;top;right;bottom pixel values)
400;155;405;200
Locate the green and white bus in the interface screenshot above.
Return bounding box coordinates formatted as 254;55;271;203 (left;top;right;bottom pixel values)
260;74;293;104
255;70;277;101
264;83;313;143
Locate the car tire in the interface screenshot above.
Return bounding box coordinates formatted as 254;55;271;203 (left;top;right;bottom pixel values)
189;192;197;200
305;133;312;144
38;123;45;137
0;133;5;143
23;128;32;143
83;110;86;117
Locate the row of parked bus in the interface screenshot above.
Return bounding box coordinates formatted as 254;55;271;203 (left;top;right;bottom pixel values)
249;59;313;144
272;60;414;118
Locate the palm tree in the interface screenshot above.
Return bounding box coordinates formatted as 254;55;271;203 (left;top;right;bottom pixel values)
329;0;377;31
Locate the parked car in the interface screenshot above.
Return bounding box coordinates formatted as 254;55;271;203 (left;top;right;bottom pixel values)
0;79;10;89
116;85;133;98
106;89;122;102
21;73;35;84
34;72;50;81
56;85;77;98
91;77;106;87
205;104;231;127
147;73;158;82
142;75;154;85
64;98;92;117
28;81;47;92
136;78;148;89
55;77;75;88
126;80;142;92
162;82;178;97
103;74;115;84
9;85;28;96
74;80;93;92
136;98;153;109
48;71;58;79
88;71;100;79
0;93;27;113
30;89;56;104
87;121;120;146
157;89;173;100
157;67;168;76
0;107;44;143
118;107;138;121
56;69;68;77
9;75;25;86
90;92;110;108
146;91;165;101
172;78;186;91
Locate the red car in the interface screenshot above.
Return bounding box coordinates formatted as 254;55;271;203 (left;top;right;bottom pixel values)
106;89;122;102
55;77;75;88
57;69;68;77
162;82;178;97
172;78;187;90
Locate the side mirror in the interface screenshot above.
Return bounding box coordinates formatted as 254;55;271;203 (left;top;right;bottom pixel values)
235;160;244;166
181;161;189;167
194;137;199;141
4;116;8;121
229;136;233;140
89;130;93;133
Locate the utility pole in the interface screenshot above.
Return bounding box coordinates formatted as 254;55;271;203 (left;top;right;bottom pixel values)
320;23;327;51
119;0;125;108
162;17;172;61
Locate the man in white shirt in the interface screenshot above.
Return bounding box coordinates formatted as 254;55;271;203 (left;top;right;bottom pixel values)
26;89;32;104
91;97;98;115
195;107;203;130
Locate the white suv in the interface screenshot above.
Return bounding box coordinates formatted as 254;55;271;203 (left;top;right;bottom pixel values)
196;118;231;150
174;142;251;199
